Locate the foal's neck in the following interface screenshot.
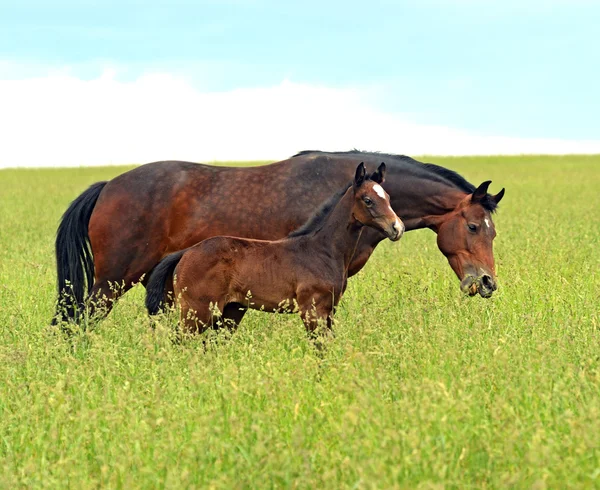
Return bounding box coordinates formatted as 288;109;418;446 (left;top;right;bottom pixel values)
311;186;363;266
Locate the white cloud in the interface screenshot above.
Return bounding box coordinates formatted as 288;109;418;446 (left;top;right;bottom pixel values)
1;71;599;168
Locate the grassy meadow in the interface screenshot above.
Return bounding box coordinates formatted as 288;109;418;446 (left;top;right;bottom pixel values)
0;155;599;489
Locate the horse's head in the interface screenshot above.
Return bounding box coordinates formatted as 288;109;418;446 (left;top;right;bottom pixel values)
424;181;505;298
353;162;404;242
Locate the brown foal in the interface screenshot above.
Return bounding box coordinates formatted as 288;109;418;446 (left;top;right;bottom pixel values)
145;162;404;337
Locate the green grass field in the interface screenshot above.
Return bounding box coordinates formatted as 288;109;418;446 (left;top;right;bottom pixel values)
1;155;599;489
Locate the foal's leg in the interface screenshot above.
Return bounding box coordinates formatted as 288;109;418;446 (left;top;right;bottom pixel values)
179;298;224;336
301;308;334;352
221;302;248;332
301;309;333;337
298;292;335;349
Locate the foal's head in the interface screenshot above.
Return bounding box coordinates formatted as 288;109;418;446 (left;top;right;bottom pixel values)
352;162;404;241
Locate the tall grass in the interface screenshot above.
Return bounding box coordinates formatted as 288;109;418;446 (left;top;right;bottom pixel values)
0;155;599;488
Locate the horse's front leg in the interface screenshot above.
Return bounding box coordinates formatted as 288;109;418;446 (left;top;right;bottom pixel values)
334;279;348;313
348;230;386;277
347;248;375;277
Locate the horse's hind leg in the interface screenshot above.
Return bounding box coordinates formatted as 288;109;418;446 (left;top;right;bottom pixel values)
87;279;132;321
57;276;139;334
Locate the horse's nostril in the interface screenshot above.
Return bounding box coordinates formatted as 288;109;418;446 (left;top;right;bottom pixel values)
481;274;494;289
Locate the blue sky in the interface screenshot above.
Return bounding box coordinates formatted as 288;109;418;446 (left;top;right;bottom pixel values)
1;0;599;166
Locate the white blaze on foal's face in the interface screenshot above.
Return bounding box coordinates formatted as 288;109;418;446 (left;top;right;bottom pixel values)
371;183;395;213
372;183;386;199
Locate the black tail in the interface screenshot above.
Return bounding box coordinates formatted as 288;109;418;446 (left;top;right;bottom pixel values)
53;181;107;324
145;250;187;315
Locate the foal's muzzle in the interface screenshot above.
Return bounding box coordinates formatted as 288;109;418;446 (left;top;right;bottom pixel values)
388;219;405;241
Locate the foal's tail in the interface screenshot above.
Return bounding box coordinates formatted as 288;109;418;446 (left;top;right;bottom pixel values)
145;250;187;315
53;181;107;324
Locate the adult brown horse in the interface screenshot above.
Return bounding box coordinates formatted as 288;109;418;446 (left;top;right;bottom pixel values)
54;150;504;324
145;162;403;335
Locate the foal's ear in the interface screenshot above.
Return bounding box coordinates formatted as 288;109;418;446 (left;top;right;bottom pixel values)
354;162;366;187
471;180;492;203
371;162;386;184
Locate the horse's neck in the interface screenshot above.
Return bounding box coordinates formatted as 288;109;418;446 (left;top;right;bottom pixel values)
312;187;363;266
385;171;468;231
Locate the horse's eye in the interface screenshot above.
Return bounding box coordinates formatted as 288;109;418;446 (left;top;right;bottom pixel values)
363;197;373;206
467;223;477;233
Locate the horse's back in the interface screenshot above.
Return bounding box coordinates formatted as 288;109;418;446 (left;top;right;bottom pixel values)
86;156;355;290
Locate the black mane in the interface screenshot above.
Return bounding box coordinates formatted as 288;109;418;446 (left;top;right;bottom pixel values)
292;149;499;213
287;183;352;238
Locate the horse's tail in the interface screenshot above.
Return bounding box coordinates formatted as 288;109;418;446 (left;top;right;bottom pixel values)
145;250;187;315
53;181;107;324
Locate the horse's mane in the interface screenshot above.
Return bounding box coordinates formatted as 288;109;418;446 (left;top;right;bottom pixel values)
292;149;499;213
288;166;384;238
287;183;352;238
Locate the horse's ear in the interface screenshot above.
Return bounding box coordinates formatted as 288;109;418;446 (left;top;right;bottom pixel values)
471;180;492;203
371;162;386;184
493;188;505;204
354;162;366;187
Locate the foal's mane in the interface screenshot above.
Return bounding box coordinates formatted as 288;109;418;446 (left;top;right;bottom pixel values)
288;166;382;239
293;149;499;213
287;183;352;238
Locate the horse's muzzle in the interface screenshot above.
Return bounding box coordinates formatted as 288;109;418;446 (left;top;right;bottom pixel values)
460;273;497;298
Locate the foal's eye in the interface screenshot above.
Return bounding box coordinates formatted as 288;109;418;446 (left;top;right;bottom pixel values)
467;223;477;233
363;197;373;206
